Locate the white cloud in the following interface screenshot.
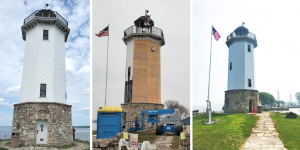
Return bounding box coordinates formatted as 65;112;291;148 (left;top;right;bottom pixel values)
72;112;89;118
0;98;15;108
77;107;90;112
3;85;21;97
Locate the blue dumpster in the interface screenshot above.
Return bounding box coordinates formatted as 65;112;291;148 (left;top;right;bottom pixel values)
97;106;123;139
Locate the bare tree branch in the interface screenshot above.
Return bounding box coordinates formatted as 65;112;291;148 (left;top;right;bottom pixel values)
164;100;190;119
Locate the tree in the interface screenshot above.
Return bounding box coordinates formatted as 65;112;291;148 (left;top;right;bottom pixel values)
259;92;275;105
295;92;300;104
164;100;190;119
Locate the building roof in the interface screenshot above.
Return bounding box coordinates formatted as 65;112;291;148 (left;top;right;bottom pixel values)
98;106;123;112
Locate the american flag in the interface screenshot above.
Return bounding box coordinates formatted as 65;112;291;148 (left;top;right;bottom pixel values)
95;26;109;37
212;27;221;41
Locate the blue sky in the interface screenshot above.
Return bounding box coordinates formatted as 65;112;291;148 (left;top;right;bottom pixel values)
0;0;90;126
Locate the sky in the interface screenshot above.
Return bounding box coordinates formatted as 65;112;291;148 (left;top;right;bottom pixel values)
91;0;190;130
0;0;90;126
193;0;300;112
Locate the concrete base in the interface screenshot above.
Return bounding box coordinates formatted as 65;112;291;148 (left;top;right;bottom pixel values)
224;89;259;113
11;102;73;146
121;103;164;131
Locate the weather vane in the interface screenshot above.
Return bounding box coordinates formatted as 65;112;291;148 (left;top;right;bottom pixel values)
242;22;245;26
45;4;49;9
145;9;149;16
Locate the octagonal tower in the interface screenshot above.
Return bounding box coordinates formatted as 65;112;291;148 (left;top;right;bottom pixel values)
121;12;164;130
11;7;72;146
224;25;260;113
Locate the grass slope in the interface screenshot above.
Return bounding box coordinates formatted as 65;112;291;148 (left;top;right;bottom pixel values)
270;113;300;149
171;135;180;150
193;113;258;150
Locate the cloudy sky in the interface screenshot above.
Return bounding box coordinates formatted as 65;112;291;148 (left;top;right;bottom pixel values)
193;0;300;112
91;0;190;129
0;0;90;126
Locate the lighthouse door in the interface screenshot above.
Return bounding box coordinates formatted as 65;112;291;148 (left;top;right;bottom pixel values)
36;120;48;145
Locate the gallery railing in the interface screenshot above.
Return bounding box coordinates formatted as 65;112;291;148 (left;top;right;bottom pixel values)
227;32;256;41
24;10;68;26
124;25;164;38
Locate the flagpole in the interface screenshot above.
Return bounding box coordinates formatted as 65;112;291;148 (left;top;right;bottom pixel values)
206;25;213;116
105;23;109;106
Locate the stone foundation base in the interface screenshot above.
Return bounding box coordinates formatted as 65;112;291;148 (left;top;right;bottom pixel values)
121;103;164;131
224;89;259;113
11;102;72;146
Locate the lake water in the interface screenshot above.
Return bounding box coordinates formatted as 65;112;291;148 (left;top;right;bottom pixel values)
74;127;90;141
0;126;11;139
266;108;300;115
0;126;90;141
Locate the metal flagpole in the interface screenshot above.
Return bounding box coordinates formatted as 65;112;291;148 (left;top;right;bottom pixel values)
206;25;213;118
105;24;109;106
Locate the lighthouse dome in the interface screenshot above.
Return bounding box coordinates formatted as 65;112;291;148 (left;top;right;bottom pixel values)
234;26;249;36
226;25;257;48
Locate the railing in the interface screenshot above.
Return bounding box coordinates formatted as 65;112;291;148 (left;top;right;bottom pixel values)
227;32;256;41
124;25;164;38
24;10;68;26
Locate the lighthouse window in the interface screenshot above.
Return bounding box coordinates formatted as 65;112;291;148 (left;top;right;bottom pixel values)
230;62;232;70
40;84;46;97
248;44;251;52
248;79;252;87
43;30;48;40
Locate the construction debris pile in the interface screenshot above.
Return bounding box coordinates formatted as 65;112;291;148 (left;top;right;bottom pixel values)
92;133;128;149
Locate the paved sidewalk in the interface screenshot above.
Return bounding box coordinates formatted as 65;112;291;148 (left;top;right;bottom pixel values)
153;133;174;150
243;112;287;150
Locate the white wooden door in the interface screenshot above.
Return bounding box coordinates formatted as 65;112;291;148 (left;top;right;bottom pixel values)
36;120;48;144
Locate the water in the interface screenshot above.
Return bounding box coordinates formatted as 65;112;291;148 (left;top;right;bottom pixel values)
0;126;11;139
0;126;90;141
74;127;90;141
266;108;300;115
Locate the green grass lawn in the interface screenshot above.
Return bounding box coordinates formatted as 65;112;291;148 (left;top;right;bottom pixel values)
270;112;300;149
0;148;8;150
193;113;259;150
171;135;179;150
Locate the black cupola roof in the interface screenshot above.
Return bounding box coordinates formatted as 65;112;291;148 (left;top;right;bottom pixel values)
234;26;249;36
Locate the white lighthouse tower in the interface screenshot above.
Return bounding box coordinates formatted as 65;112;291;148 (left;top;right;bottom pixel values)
11;6;73;146
224;24;259;113
19;9;68;104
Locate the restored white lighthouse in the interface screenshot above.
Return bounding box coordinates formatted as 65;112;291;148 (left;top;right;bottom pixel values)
224;24;259;113
11;6;73;146
19;10;68;104
121;11;164;130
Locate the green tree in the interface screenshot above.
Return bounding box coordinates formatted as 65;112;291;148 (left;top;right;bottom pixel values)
295;92;300;104
259;92;275;105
